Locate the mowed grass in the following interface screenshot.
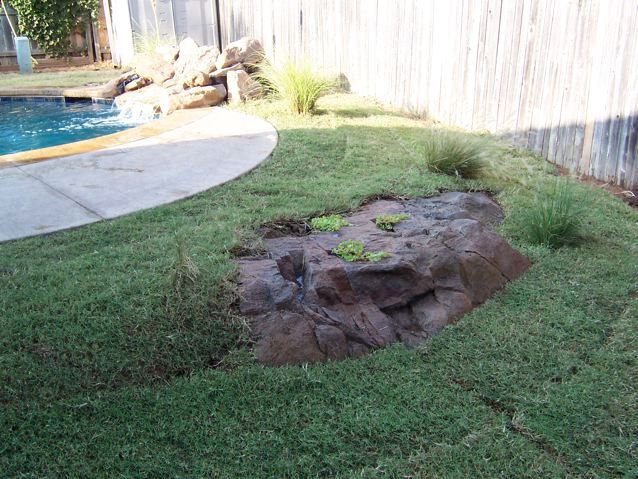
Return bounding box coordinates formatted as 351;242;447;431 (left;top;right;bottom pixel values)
1;95;637;477
0;67;119;88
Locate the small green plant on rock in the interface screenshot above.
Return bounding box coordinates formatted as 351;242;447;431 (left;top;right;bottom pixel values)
363;251;391;262
522;179;583;248
375;213;411;231
332;240;390;262
310;214;350;232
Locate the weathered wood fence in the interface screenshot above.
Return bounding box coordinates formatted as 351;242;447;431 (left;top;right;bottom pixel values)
217;0;638;188
125;0;220;52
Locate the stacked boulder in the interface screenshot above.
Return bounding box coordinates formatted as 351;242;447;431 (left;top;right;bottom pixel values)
113;36;264;116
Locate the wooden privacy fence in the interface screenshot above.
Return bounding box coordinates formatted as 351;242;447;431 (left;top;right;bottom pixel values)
217;0;638;188
125;0;220;52
107;0;221;67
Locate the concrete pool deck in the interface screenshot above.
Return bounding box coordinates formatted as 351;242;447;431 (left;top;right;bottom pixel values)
0;107;277;242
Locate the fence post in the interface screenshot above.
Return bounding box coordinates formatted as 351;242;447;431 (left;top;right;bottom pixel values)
213;0;222;49
101;0;118;65
108;0;135;66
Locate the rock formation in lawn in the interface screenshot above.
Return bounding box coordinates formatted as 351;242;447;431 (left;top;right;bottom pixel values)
109;36;263;115
237;192;531;366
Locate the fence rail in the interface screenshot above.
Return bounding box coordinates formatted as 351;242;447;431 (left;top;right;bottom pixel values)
217;0;638;188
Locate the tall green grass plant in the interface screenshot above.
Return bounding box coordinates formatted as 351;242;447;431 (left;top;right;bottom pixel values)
522;179;583;248
422;130;490;178
252;60;334;114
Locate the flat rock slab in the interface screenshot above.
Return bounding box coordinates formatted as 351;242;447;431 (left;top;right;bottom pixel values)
237;193;531;366
0;108;277;242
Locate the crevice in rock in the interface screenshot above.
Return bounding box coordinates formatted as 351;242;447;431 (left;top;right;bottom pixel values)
259;219;311;238
463;248;512;281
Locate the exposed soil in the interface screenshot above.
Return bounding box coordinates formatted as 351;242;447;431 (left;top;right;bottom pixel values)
557;167;638;209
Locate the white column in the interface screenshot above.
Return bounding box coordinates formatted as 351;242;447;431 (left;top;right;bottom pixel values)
109;0;135;66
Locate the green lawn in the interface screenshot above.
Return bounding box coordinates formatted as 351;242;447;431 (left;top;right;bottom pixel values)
1;95;636;478
0;67;119;89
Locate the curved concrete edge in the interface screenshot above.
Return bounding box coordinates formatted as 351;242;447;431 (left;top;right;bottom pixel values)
0;107;278;242
0;108;210;167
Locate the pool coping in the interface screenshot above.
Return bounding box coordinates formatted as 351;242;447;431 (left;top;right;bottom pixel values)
0;87;74;97
0;85;115;99
0;107;211;168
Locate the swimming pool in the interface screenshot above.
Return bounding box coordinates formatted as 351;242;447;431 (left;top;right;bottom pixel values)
0;97;149;156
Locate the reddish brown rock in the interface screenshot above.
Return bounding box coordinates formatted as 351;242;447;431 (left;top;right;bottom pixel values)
124;76;150;92
237;192;531;366
179;70;212;89
133;53;175;85
161;84;227;114
174;37;220;87
210;62;245;80
252;311;326;366
62;71;138;99
114;83;169;114
216;37;264;70
237;258;298;315
227;70;262;103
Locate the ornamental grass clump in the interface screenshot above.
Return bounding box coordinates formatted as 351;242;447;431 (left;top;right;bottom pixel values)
422;131;488;178
252;60;334;114
132;31;176;55
522;179;583;248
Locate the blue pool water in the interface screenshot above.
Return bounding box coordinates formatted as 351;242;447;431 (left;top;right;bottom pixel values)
0;98;147;156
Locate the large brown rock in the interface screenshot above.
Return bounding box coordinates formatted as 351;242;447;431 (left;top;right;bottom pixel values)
227;70;262;103
237;193;531;366
133;53;175;85
175;37;199;64
210;62;245;80
124;76;150;92
180;70;212;89
216;37;264;70
114;83;169;114
161;84;227;115
174;37;220;88
63;71;137;99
